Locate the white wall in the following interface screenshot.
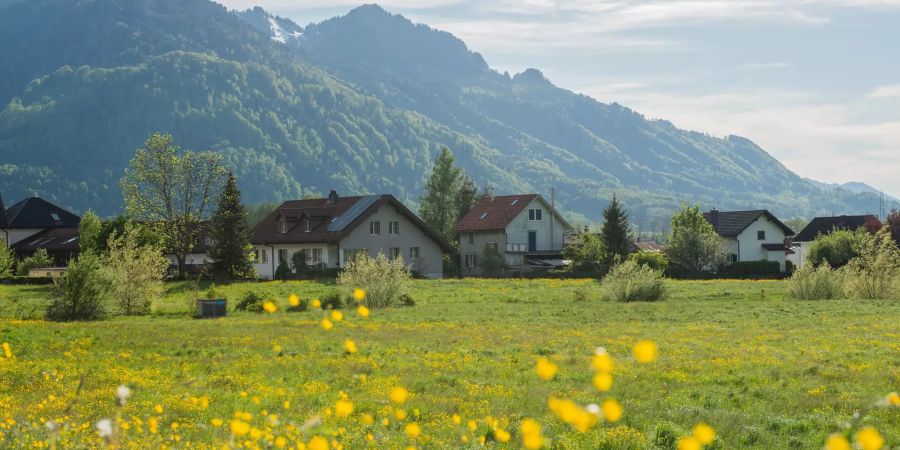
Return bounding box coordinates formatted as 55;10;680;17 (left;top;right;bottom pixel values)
339;204;444;278
505;198;567;253
458;230;508;276
788;241;810;268
253;243;337;280
6;228;44;246
733;216;788;271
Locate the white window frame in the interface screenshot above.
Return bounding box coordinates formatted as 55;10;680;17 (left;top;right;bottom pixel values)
465;253;477;268
389;247;401;260
467;232;474;244
370;221;381;235
409;247;420;259
279;215;287;234
389;221;400;235
309;248;323;264
757;230;766;240
278;249;288;263
528;209;543;221
303;219;311;233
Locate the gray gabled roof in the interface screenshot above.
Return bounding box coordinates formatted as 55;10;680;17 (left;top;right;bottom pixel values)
794;215;876;242
5;196;80;229
703;209;794;238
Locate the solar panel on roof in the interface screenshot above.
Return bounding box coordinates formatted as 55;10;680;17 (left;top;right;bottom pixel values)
326;195;380;232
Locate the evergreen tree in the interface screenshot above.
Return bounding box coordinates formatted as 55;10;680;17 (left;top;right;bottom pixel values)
419;147;464;241
600;194;631;267
208;172;255;279
455;175;478;226
0;244;15;277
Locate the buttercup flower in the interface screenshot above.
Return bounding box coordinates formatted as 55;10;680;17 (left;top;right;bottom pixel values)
262;301;277;313
633;340;658;363
535;357;558;381
390;387;410;404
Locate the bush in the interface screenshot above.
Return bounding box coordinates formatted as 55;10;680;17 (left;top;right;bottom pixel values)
843;227;900;299
399;294;415;307
0;244;14;277
320;292;344;310
600;259;667;302
338;253;410;309
788;264;844;300
564;232;607;277
274;260;291;280
46;252;110;321
235;291;265;312
16;249;54;276
106;226;168;315
629;251;669;273
724;260;781;276
480;243;506;277
807;228;866;268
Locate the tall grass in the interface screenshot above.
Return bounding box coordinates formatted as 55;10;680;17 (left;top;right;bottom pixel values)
600;260;667;302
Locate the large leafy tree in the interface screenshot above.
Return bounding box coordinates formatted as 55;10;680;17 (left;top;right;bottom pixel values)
208;172;255;280
885;209;900;246
563;232;606;277
78;210;102;254
600;194;631;267
419;147;464;242
120;132;225;278
667;204;724;276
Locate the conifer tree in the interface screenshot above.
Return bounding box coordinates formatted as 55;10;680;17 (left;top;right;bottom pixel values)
208;172;255;279
600;194;631;267
419;147;464;241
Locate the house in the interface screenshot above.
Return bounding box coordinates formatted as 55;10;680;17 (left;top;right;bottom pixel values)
789;215;878;268
164;221;213;276
250;190;450;279
629;241;665;253
456;194;571;275
703;209;794;272
1;194;81;265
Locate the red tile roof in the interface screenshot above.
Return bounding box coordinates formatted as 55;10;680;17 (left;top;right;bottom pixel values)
455;194;538;232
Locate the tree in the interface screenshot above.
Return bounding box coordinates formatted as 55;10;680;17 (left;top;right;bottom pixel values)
78;210;102;254
292;250;308;276
784;217;808;236
600;194;631;267
120;132;225;278
0;244;14;277
96;215;163;255
667;204;724;276
106;225;169;315
16;249;54;275
47;252;109;321
843;227;900;299
208;172;255;279
885;209;900;245
806;228;867;268
455;175;479;228
480;243;506;277
419;147;464;242
563;232;606;277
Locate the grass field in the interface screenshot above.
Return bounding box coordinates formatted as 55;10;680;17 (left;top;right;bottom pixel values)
0;278;898;449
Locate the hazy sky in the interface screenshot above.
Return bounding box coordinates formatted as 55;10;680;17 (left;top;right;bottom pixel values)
219;0;900;197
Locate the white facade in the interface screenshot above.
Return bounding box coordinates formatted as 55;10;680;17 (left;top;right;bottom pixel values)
6;228;44;246
724;215;790;271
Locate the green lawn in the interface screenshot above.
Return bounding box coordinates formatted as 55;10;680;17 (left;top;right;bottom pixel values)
0;278;897;449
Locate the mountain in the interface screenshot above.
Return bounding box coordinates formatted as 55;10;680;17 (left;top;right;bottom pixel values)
0;0;886;227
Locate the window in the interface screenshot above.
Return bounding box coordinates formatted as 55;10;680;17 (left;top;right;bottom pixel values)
467;232;474;244
528;209;542;221
409;247;420;259
465;253;477;268
50;213;60;221
278;249;288;263
343;249;367;262
389;247;401;260
729;253;738;263
257;249;267;263
757;230;766;240
303;219;311;233
309;248;322;264
510;199;518;206
370;221;381;235
279;215;287;234
388;221;400;235
479;212;488;220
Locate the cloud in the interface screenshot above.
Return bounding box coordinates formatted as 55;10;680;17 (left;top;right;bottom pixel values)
866;84;900;99
739;62;792;70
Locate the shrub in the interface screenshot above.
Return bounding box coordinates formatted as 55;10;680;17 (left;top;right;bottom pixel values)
600;259;667;302
16;249;55;276
320;292;344;310
564;232;607;277
46;252;110;321
235;291;265;312
274;260;292;280
807;228;866;268
480;243;505;277
399;294;416;307
843;227;900;299
0;244;14;277
338;253;410;308
788;264;844;300
106;226;168;315
629;251;668;273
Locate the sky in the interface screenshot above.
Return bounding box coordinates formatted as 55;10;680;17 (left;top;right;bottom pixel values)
218;0;900;197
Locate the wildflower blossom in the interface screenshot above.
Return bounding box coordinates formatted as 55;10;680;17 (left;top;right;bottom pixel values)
311;298;322;308
262;301;277;313
96;419;113;438
592;372;613;392
357;305;370;318
273;343;282;353
307;436;329;450
633;340;658;363
520;418;543;450
288;294;300;307
692;423;715;445
211;418;223;427
592;347;612;372
390;387;410;404
495;428;511;442
321;318;334;330
334;400;354;417
677;436;701;450
1;342;11;359
885;392;899;407
330;310;343;321
230;419;251;436
855;427;884;450
824;434;851;450
344;339;358;354
535;357;558;380
353;288;366;302
405;422;421;438
115;385;131;406
602;399;622;422
154;404;164;414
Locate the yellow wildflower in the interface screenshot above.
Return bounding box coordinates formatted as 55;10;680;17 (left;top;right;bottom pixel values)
321;318;334;330
344;339;358;353
362;414;374;425
520;419;543;450
855;427;884;450
211;418;223;427
592;372;613;392
495;428;510;443
824;434;851;450
148;417;158;434
591;348;612;372
677;436;701;450
330;310;343;321
395;409;408;420
262;301;277;314
230;419;251;436
451;414;462;425
307;436;329;450
535;357;558;381
311;299;321;309
1;342;11;359
633;340;658;363
273;343;282;353
353;288;366;302
390;387;410;404
602;399;622;422
274;436;288;448
467;420;477;431
405;422;421;438
693;423;715;445
288;294;300;307
357;305;370;318
154;404;164;414
334;400;354;417
887;392;900;407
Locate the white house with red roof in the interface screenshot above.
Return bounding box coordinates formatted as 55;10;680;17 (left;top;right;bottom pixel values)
455;193;571;276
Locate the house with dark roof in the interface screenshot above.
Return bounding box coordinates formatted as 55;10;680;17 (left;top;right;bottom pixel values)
703;209;794;272
1;195;81;264
250;190;451;279
789;215;879;268
455;193;571;275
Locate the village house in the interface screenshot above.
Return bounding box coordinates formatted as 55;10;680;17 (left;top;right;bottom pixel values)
703;209;794;272
250;191;450;279
0;194;81;266
456;193;571;275
788;215;879;268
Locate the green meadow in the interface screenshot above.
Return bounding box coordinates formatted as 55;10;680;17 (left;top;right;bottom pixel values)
0;278;897;448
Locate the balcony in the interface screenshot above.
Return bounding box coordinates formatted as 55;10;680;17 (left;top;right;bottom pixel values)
506;242;564;254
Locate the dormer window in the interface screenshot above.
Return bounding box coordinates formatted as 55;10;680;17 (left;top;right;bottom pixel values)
303;219;311;233
278;215;287;234
50;213;61;221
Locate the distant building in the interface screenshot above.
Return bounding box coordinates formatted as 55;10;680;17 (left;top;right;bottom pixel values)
703;209;794;272
250;191;450;279
629;241;665;253
455;194;571;275
789;215;878;268
1;194;81;265
164;221;213;276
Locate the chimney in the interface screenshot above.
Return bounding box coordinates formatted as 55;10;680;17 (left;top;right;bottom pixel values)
328;189;339;205
489;186;495;201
